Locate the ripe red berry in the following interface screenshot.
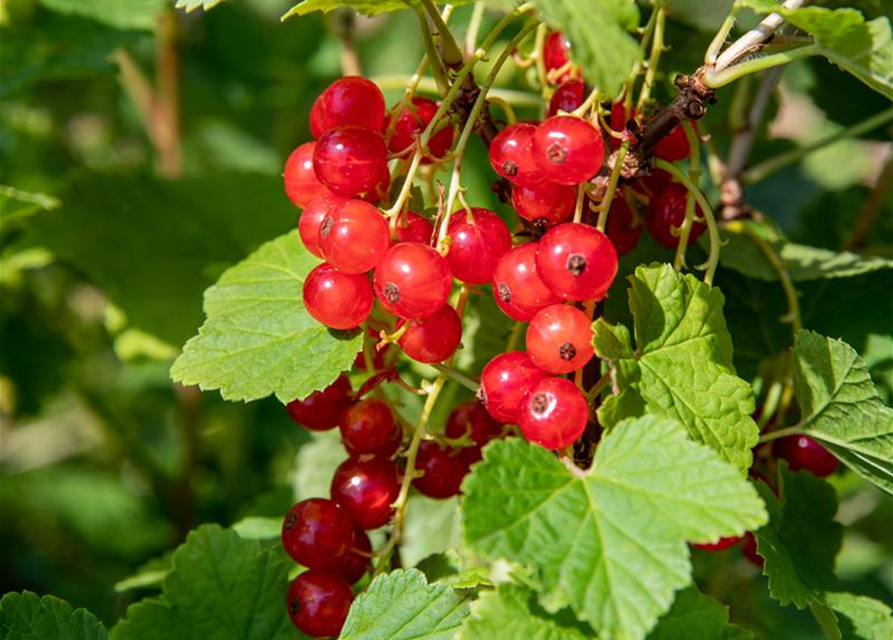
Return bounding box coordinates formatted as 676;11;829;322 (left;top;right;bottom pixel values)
519;377;588;450
533;116;605;185
299;194;344;259
319;199;390;274
692;536;742;552
397;304;462;364
339;399;401;457
337;528;372;584
492;243;561;321
774;435;839;477
284;142;332;208
480;351;548;423
511;181;575;228
412;440;470;499
489;123;542;187
387;97;455;162
286;374;352;431
331;457;401;530
314;126;388;198
536;223;618;301
303;263;373;330
312;76;386;134
446;208;512;284
604;193;642;256
281;498;355;570
654;122;693;162
394;211;434;244
374;243;453;319
548;79;585;117
645;182;705;249
742;531;763;568
444;400;504;447
608;102;637;150
543;31;574;82
287;570;354;638
526;304;594;374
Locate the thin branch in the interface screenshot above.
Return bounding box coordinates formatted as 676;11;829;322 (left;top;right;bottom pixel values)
845;150;893;251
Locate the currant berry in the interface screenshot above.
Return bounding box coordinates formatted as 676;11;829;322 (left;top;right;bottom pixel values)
286;374;351;431
536;223;618;301
774;435;839;477
281;498;355;570
444;400;504;447
284;142;332;208
604;193;642;256
488;123;542;187
314;126;388;197
526;304;595;374
318;199;390;274
339;399;401;457
362;164;391;206
742;532;763;568
543;31;575;82
397;304;462;364
533;116;605;185
645;182;706;249
299;194;343;259
312;76;386;134
412;440;470;499
394;211;434;244
511;181;575;228
654;122;693;162
387;97;455;162
480;351;548;423
337;528;372;584
548;79;585;117
303;263;373;330
446;208;512;284
287;570;354;638
492;243;561;321
331;457;401;530
692;536;742;552
519;377;588;450
373;243;453;319
310;95;326;139
608;102;637;150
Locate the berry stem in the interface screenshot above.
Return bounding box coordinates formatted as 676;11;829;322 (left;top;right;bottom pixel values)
636;2;667;112
419;0;464;67
431;364;479;392
414;6;452;96
534;23;549;95
595;140;629;232
673;120;703;270
385;150;423;222
757;424;804;444
465;2;486;57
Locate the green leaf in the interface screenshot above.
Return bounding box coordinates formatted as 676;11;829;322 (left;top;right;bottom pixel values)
36;0;167;31
645;587;752;640
112;524;293;640
282;0;481;20
114;553;173;593
402;495;462;568
170;231;362;403
791;331;893;495
338;569;470;640
231;516;281;540
0;592;109;640
293;430;350;500
592;264;759;472
175;0;228;12
825;592;893;640
461;417;767;640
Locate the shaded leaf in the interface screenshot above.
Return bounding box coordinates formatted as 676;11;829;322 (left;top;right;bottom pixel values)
0;592;108;640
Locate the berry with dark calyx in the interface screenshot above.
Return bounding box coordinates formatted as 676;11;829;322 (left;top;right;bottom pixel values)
299;195;344;259
536;222;618;301
446;208;512;284
604;193;642;256
489;123;542;187
492;243;561;321
444;400;504;447
339;399;401;457
284;142;332;208
397;304;462;364
387;97;455;162
312;76;386;134
543;31;575;82
331;457;401;530
526;304;594;374
742;532;763;568
654;122;693;162
287;570;354;638
511;181;575;228
480;351;548;424
395;211;434;244
337;528;372;584
548;79;586;117
314;126;388;197
774;435;839;477
533;116;605;185
645;182;705;249
412;440;471;499
519;377;588;450
281;498;355;570
303;263;373;330
373;242;453;319
286;374;351;431
692;536;742;552
319;199;390;274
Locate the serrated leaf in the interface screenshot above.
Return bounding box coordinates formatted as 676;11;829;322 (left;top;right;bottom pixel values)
0;592;109;640
338;569;469;640
170;231;362;403
645;587;752;640
462;417;767;640
825;592;893;640
36;0;167;30
175;0;228;13
593;264;759;472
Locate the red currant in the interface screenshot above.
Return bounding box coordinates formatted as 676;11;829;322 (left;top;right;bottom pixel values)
319;199;390;274
373;243;453;319
387;97;454;162
535;223;618;301
394;211;434;244
543;31;575;82
446;208;512;284
548;79;585;117
526;304;594;374
444;400;504;447
331;457;401;530
604;193;642;256
412;440;470;499
314;126;388;198
284;142;332;208
533;116;605;185
519;377;588;450
397;304;462;364
310;95;326;139
287;570;354;638
654;122;693;162
692;536;742;552
337;528;372;584
286;374;352;431
742;531;764;568
774;435;839;477
281;498;355;570
480;351;548;424
492;243;561;321
608;102;637;150
312;76;386;134
303;263;373;330
645;182;705;249
299;194;344;259
511;181;575;228
362;164;391;206
339;399;401;457
488;123;542;187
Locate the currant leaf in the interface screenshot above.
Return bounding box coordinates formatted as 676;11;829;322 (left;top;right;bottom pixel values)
402;496;462;569
645;587;752;640
282;0;486;20
824;592;893;640
35;0;166;30
0;592;109;640
174;0;228;12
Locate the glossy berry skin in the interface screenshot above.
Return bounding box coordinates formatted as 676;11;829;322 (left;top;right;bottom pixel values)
373;243;453;319
303;263;373;330
286;374;351;431
287;570;354;638
281;498;355;570
604;193;642;256
387;97;455;162
339;399;400;457
742;532;764;568
519;377;588;450
446;208;512;284
444;400;504;447
284;142;332;208
394;211;433;244
543;31;574;82
548;79;585;117
299;195;344;259
536;223;618;301
692;536;742;552
492;243;561;321
526;304;594;374
480;351;548;424
331;457;401;530
312;76;386;134
511;181;575;228
412;440;470;499
774;435;839;477
489;123;542;188
338;528;372;584
654;122;692;162
645;182;705;249
314;126;388;198
397;304;462;364
319;199;390;274
533;116;605;185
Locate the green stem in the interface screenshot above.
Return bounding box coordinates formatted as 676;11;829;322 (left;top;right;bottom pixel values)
636;3;667;111
431;364;479;391
703;44;820;88
465;2;486;57
415;6;451;95
705;8;739;65
420;0;464;66
673;190;697;270
596;141;629;232
585;371;611;404
758;424;803;444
